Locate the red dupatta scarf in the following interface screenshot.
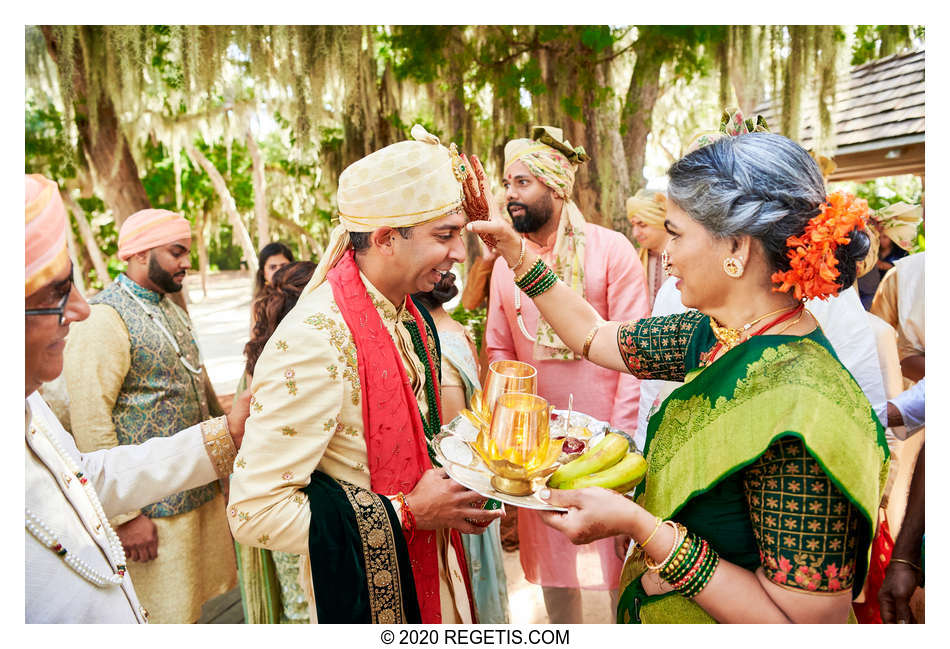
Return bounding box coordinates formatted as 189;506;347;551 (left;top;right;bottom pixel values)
327;250;473;623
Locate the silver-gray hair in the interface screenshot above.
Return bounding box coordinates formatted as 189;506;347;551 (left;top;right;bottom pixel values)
668;133;868;286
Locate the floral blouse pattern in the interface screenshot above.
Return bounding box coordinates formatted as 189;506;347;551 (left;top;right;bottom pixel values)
743;436;862;593
616;310;707;381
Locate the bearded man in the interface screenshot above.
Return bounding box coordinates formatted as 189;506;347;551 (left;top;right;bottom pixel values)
484;126;649;623
25;173;248;623
63;209;236;623
228;125;502;624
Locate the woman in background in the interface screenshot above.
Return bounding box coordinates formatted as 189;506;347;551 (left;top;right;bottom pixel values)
625;190;671;309
254;242;295;296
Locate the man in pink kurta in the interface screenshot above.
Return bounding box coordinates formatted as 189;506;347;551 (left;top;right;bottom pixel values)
485;126;649;622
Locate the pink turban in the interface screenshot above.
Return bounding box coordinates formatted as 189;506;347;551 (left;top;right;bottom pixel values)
117;209;192;261
26;174;70;297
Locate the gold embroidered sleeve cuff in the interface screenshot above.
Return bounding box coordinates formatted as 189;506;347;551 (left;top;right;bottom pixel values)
201;416;237;480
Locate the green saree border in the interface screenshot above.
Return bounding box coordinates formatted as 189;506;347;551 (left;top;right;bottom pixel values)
638;337;887;524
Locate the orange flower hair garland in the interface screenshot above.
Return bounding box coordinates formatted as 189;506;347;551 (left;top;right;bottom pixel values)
772;191;869;301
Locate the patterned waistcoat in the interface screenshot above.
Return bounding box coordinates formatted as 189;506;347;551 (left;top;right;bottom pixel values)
91;274;216;517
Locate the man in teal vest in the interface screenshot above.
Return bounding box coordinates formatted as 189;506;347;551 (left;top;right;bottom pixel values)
64;209;236;623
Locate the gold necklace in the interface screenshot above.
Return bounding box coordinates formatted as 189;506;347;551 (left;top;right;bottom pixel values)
771;309;808;336
708;305;798;350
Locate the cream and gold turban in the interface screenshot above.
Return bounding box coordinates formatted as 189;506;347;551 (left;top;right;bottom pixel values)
855;202;922;278
26;174;69;297
625;190;667;230
503;126;589;200
117;209;192;260
310;124;466;289
872;202;922;252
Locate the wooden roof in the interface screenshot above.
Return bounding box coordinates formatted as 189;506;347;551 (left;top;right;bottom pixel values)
753;49;925;157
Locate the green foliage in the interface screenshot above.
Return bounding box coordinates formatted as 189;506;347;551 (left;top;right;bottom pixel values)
851;26;923;65
383;26;452;82
834;175;922;212
25;100;76;180
28;23;908;289
450;303;487;351
832;174;924;252
139;137;256;270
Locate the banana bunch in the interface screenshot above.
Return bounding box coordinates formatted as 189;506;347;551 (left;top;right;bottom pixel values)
547;432;647;493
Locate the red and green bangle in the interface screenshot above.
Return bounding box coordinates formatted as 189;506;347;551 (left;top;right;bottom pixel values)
663;534;700;585
514;258;546;285
681;550;720;599
515;259;559;298
525;268;558;297
669;538;709;590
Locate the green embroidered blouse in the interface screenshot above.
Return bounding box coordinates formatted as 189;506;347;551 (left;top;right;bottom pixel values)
616;311;886;599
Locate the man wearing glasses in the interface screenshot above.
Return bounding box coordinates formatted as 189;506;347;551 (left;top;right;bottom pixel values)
25;173;249;622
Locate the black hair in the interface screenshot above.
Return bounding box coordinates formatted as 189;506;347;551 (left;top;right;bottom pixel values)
412;271;459;311
254;241;295;295
349;227;414;252
668;132;868;288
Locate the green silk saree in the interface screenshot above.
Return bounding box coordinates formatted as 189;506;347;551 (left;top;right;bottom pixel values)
616;314;889;623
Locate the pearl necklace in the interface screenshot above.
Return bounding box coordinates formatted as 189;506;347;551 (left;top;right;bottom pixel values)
27;414;128;588
118;280;204;375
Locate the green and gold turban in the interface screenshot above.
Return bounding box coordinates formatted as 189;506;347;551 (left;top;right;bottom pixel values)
503;126;590;200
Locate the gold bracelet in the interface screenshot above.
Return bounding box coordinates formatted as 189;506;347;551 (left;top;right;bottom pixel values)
636;515;663;551
644;521;683;571
581;324;601;360
509;236;527;272
890;557;922;573
514;255;542;284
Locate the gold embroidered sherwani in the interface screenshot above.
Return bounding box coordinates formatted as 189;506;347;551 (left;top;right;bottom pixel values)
228;271;472;623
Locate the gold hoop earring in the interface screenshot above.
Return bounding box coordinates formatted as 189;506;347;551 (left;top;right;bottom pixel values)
723;257;744;278
661;249;672;275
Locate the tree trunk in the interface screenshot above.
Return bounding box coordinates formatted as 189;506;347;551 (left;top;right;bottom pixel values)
185;143;259;273
445;28;468;148
61;189;111;289
729;26;765;117
245;127;269;248
270;213;324;259
63;214;87;296
621;44;663;194
195;210;209;299
593;77;632;237
40;26;151;226
782;26;806;142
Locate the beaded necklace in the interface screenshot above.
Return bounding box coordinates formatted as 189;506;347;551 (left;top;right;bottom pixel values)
404;319;442;464
26;413;128;588
118;280;204;376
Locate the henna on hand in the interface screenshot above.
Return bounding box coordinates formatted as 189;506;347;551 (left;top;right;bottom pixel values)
460;153;497;249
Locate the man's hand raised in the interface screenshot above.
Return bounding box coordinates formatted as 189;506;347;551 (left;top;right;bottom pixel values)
406;468;504;535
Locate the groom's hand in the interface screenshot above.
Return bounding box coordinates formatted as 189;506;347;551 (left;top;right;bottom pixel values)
406;468;504;535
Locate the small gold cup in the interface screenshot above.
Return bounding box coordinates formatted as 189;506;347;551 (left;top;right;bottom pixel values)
470;392;561;496
472;360;538;425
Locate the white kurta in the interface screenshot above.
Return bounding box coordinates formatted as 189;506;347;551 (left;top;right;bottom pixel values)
227;272;471;623
25;392;229;623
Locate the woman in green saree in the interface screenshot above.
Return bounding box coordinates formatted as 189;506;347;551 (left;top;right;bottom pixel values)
464;131;889;623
